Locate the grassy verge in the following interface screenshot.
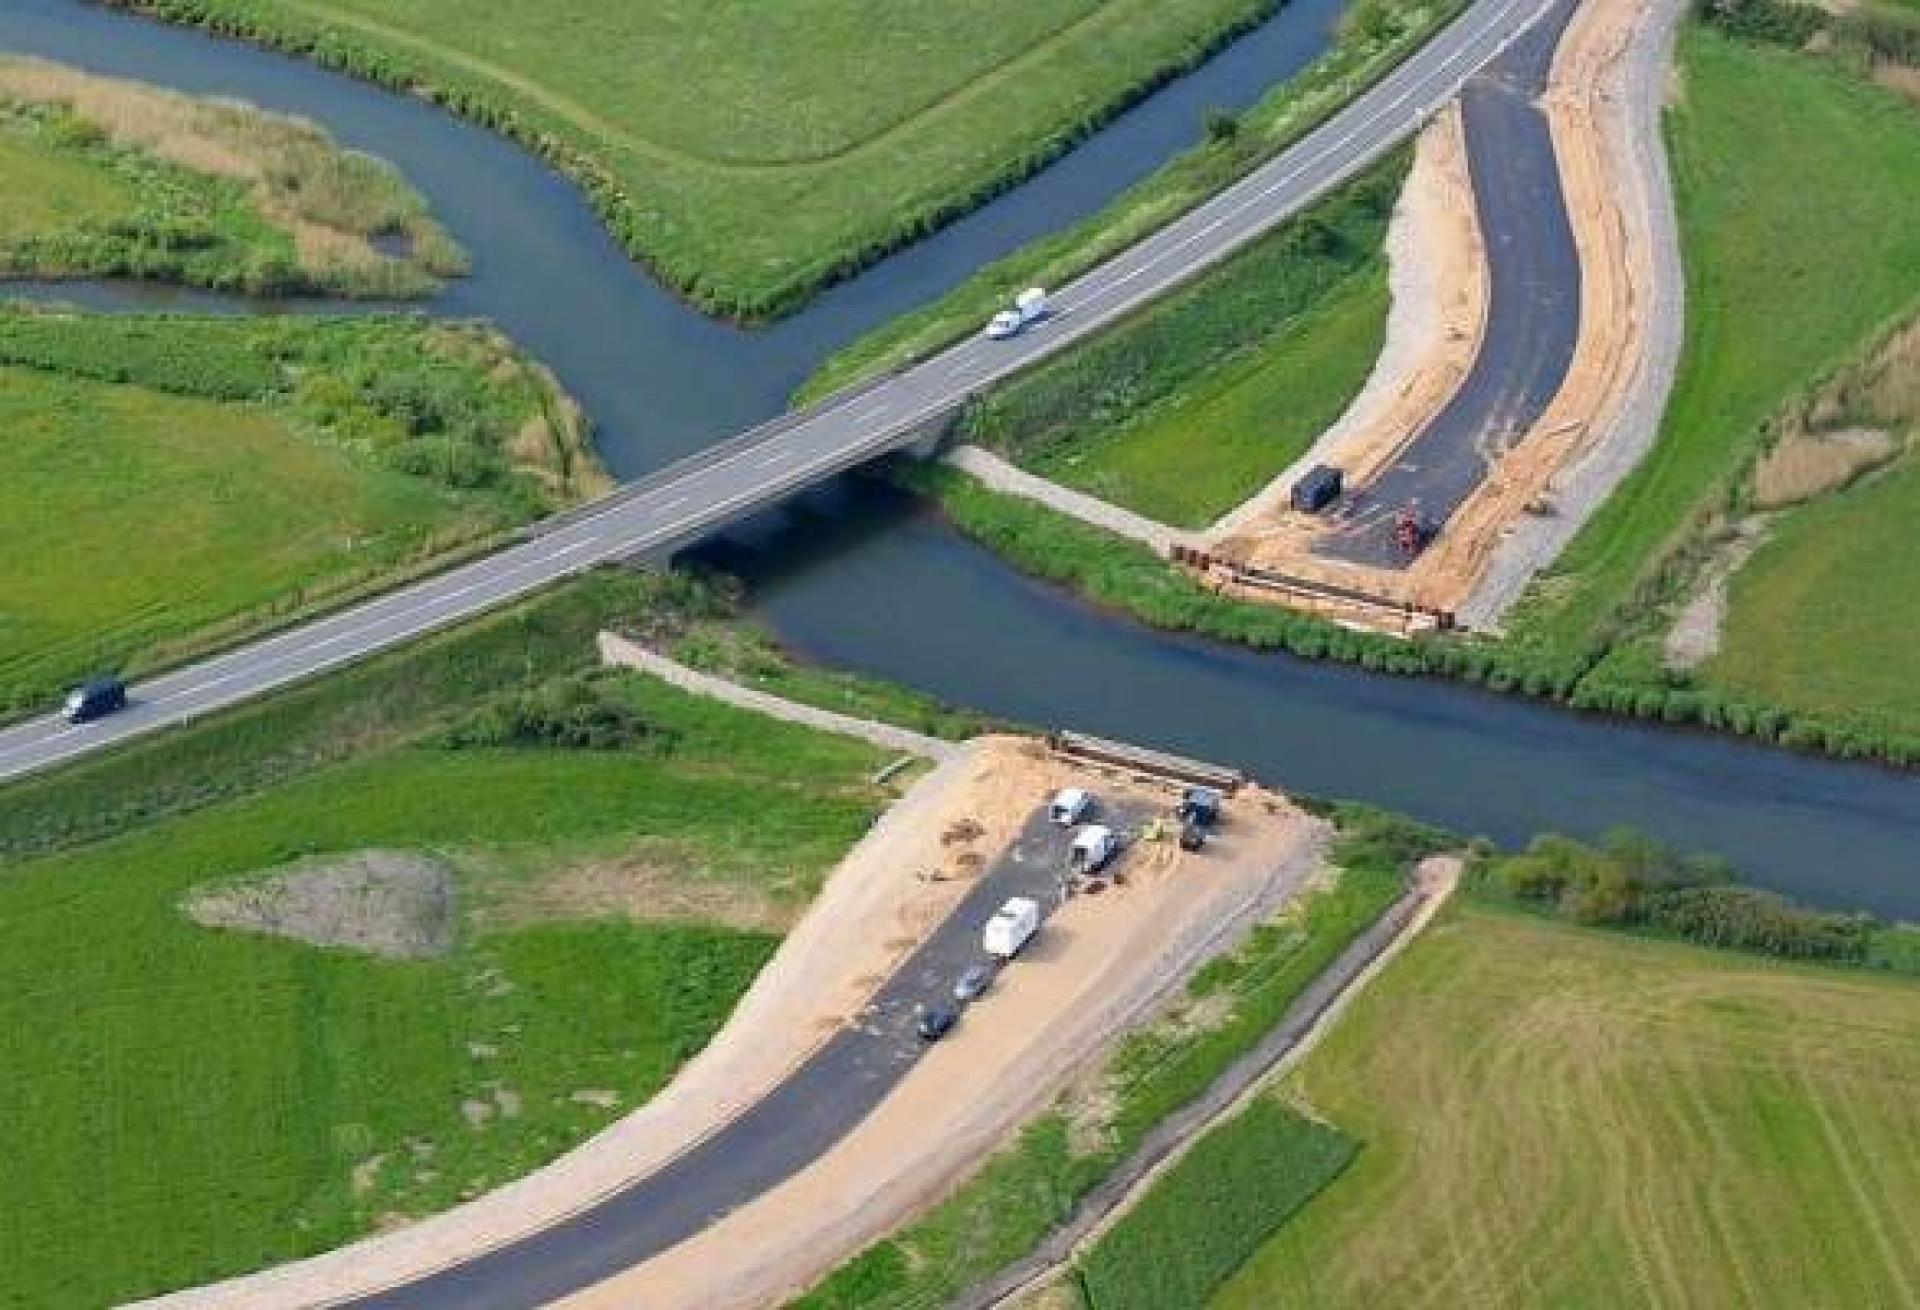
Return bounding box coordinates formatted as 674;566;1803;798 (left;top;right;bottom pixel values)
1074;1099;1355;1310
0;305;604;717
958;156;1401;529
0;567;925;1307
786;807;1427;1310
800;0;1463;398
1504;24;1920;667
0;567;967;862
117;0;1311;319
0;56;461;296
1208;899;1920;1308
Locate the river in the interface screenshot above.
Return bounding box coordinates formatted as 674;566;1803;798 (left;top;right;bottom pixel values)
3;0;1916;917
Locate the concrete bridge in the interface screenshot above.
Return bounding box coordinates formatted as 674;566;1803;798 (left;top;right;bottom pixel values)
0;0;1555;784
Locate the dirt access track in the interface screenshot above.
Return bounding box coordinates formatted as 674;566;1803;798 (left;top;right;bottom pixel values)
143;735;1323;1310
1204;0;1673;633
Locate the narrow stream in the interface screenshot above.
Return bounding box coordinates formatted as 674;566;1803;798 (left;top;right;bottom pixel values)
4;0;1917;916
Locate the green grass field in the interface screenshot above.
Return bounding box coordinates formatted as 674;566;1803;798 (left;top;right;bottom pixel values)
1210;902;1920;1309
1031;270;1386;527
0;662;894;1307
1710;455;1920;730
1507;26;1920;662
140;0;1296;316
0;310;603;717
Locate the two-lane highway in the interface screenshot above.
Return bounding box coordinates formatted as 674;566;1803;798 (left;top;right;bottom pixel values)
0;0;1557;783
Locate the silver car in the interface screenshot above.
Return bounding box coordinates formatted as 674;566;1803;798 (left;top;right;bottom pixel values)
953;963;995;1002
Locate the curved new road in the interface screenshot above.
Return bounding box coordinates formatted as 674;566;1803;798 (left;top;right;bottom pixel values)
0;0;1557;785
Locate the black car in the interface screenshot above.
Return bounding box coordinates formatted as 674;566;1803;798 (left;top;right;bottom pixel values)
63;677;127;724
916;1001;960;1042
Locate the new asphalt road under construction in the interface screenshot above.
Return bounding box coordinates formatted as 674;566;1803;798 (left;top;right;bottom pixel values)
1317;0;1584;568
0;0;1558;784
343;799;1155;1310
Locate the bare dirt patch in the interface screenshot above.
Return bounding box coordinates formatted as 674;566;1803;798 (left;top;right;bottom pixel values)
1752;427;1898;508
183;850;457;959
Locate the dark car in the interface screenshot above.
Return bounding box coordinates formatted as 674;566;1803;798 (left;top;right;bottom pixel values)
916;1001;960;1042
63;677;127;724
953;963;995;1003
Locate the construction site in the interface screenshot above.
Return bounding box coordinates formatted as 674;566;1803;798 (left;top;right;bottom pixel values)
1185;0;1675;635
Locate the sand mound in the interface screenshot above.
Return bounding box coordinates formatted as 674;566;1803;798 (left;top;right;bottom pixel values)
184;850;458;959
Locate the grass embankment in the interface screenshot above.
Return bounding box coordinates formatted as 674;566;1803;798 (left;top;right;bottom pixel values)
788;808;1430;1310
0;55;461;296
1205;901;1920;1308
0;568;911;1308
1506;25;1920;672
954;158;1399;529
121;0;1322;319
802;0;1463;396
0;306;605;717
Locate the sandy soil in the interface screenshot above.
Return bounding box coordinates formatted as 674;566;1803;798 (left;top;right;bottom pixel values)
1210;103;1489;541
559;778;1325;1310
1191;0;1681;632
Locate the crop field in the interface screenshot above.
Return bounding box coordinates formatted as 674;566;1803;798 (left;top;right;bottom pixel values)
142;0;1293;316
1209;903;1920;1309
1507;26;1920;662
0;664;894;1307
0;310;603;717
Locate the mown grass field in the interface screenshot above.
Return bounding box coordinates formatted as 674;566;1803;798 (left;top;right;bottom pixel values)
140;0;1293;316
1029;269;1387;527
0;310;603;717
1507;26;1920;662
0;649;894;1306
1209;902;1920;1309
1710;456;1920;730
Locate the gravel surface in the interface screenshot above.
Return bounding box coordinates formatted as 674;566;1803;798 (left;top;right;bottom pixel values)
183;850;458;959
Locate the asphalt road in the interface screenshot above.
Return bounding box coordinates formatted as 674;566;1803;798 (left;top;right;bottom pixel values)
0;0;1559;785
1317;0;1583;568
344;796;1158;1310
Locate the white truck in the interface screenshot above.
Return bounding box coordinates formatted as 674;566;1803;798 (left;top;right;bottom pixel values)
985;286;1050;340
982;895;1041;959
1069;824;1117;875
